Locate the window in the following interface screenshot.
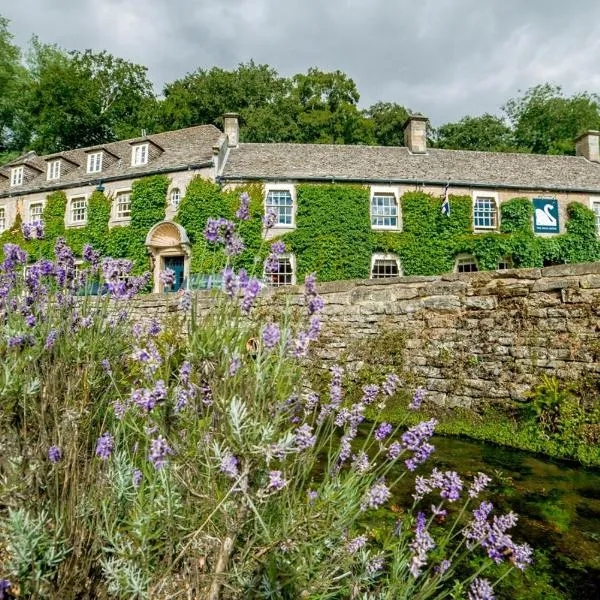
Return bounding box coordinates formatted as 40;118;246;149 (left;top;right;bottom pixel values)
115;191;132;220
87;152;103;173
455;254;478;273
11;166;23;187
473;195;498;230
47;160;60;181
265;189;293;226
592;200;600;235
0;207;6;233
371;193;399;228
497;256;512;270
132;143;149;166
170;188;181;208
371;253;401;278
29;202;43;224
70;197;87;225
265;255;295;286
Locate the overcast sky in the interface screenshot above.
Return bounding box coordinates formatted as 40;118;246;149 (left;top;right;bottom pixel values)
4;0;600;125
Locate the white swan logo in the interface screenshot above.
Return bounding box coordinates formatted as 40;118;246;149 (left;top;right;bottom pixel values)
533;199;559;232
535;204;557;227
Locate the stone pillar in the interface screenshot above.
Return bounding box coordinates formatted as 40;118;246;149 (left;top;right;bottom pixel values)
403;114;428;154
575;131;600;162
223;113;239;148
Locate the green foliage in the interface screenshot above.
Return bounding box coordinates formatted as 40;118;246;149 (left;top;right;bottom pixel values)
435;114;516;152
500;197;533;234
362;102;410;147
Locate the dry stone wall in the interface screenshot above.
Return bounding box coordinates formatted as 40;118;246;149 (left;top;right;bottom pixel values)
127;263;600;409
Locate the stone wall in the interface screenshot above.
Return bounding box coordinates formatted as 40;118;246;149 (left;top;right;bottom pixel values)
126;262;600;409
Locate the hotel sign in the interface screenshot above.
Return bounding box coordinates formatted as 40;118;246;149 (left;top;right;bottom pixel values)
533;198;559;233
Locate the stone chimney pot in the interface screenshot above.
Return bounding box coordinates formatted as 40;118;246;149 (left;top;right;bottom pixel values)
575;130;600;162
403;113;428;154
223;113;239;148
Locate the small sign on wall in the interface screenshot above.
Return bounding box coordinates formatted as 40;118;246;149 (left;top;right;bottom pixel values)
533;198;559;233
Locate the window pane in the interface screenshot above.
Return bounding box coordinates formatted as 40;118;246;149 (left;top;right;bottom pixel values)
0;207;5;233
456;256;478;273
371;259;399;278
266;257;294;286
266;190;293;225
29;203;43;223
71;198;87;223
473;197;498;229
371;194;398;228
594;202;600;234
116;192;131;219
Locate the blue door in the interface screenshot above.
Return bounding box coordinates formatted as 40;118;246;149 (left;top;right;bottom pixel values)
163;256;185;292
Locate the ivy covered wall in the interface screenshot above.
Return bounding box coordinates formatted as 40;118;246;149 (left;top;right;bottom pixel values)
1;176;599;285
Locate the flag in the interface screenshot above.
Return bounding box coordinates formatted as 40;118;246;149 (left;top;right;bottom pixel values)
441;182;450;216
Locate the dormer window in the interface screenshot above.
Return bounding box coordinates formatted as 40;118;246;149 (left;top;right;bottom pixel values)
87;152;103;174
132;143;149;166
10;166;23;187
47;160;61;181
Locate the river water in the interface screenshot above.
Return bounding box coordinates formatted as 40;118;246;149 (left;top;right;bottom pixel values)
389;436;600;599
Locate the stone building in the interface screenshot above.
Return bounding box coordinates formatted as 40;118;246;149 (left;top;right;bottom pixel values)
2;113;600;291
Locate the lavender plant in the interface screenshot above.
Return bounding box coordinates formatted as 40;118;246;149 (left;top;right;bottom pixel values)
0;198;532;599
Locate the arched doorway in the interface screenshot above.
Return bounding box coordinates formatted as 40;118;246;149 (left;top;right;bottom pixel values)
145;221;191;293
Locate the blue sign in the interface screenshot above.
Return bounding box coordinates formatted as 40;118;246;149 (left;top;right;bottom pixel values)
533;198;559;233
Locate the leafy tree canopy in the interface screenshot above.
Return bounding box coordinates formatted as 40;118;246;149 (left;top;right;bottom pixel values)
434;114;516;152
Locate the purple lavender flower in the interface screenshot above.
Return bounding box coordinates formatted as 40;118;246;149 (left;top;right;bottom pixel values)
21;221;32;240
241;278;261;313
409;387;426;410
409;512;436;577
48;445;62;463
178;291;192;310
44;329;58;349
83;244;100;269
262;208;278;229
437;559;451;575
468;578;495;600
271;240;286;255
149;436;174;469
133;469;143;487
401;419;437;451
308;316;321;340
295;424;316;450
308;489;318;504
405;443;435;472
361;479;391;511
375;422;393;441
345;534;367;554
0;579;12;599
229;355;241;376
512;543;533;570
113;400;127;419
101;359;111;373
304;272;317;296
160;269;175;288
236;191;251;220
95;432;114;460
220;451;239;479
225;234;245;256
361;384;379;405
268;470;288;491
222;267;237;297
367;553;385;574
439;471;463;502
383;372;400;396
387;441;402;460
351;451;370;474
469;472;492;498
262;322;280;349
148;319;161;336
34;220;45;239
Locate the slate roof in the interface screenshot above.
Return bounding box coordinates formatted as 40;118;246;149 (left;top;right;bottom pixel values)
0;125;223;196
221;143;600;192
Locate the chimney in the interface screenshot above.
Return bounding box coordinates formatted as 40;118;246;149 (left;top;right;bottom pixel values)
223;113;239;148
403;113;428;154
575;130;600;162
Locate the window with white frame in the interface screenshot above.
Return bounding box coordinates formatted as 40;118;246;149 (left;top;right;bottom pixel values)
131;143;149;166
170;188;181;207
371;253;401;278
47;160;60;181
70;197;87;225
87;152;103;173
371;193;399;228
592;200;600;235
115;191;132;220
473;195;499;230
11;166;23;187
265;188;294;226
497;256;512;270
29;202;43;224
455;254;478;273
0;207;6;233
265;254;295;286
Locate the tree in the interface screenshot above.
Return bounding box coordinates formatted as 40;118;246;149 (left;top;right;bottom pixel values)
0;16;29;160
434;114;515;152
503;83;600;155
16;41;156;153
363;101;410;146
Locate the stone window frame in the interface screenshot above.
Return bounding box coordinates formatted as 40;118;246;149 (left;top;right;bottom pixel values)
131;143;149;167
47;160;61;181
497;256;513;270
472;191;500;232
68;194;88;227
170;188;181;208
589;197;600;236
113;188;132;223
370;252;402;279
87;152;103;174
370;185;402;231
264;252;296;286
0;205;6;233
455;253;478;273
10;166;23;187
28;200;45;224
264;183;296;230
